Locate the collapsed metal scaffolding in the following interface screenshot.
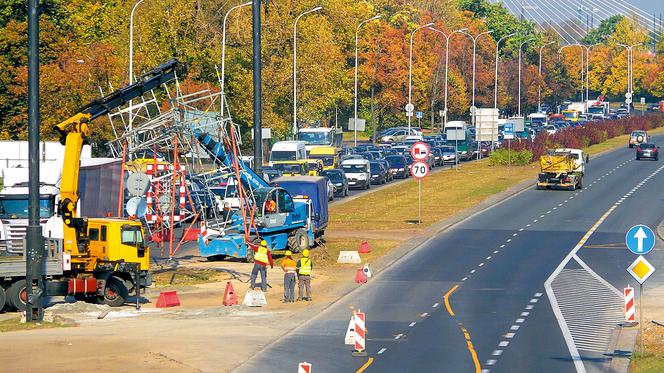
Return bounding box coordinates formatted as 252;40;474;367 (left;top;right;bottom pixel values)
101;66;253;258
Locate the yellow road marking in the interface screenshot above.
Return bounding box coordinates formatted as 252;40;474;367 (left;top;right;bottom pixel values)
443;284;481;373
355;357;374;373
443;284;459;317
461;325;482;373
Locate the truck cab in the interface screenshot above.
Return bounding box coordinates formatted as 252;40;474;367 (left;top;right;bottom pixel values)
308;146;339;170
269;141;307;166
86;218;150;272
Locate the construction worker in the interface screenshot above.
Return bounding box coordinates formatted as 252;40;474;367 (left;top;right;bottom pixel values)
296;249;313;301
250;240;273;292
281;251;297;303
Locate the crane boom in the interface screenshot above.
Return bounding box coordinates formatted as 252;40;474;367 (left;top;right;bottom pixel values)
54;59;180;256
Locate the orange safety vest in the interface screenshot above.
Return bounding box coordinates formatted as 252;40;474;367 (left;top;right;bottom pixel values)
254;246;268;263
282;258;296;273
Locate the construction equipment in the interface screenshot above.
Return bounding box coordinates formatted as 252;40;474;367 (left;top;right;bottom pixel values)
537;148;587;191
195;130;325;260
0;59;179;311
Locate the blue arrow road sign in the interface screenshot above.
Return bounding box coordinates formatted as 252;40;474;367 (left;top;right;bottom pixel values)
625;224;656;255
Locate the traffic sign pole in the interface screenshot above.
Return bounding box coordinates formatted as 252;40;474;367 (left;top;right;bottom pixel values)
640;283;644;355
418;179;422;224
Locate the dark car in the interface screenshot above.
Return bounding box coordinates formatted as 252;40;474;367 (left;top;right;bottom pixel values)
648;104;660;112
375;159;393;181
385;155;409;178
636;143;659;161
357;152;375;161
369;161;388;185
320;169;349;197
430;147;445;167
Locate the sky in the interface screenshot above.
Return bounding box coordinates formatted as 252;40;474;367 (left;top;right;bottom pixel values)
631;0;664;16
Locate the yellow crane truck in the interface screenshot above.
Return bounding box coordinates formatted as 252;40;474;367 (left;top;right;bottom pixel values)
0;59;179;311
536;148;588;191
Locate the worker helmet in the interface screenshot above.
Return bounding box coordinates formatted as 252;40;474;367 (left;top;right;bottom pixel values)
302;249;309;257
285;250;292;256
260;240;268;246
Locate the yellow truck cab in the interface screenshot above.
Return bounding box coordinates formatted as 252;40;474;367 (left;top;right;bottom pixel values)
561;109;579;122
308;146;340;170
272;161;308;176
86;218;150;271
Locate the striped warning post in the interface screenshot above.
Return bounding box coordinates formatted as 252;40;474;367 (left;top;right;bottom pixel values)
353;311;367;356
297;362;312;373
624;285;635;322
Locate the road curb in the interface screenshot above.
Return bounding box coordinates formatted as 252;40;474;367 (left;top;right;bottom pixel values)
608;326;638;373
657;219;664;242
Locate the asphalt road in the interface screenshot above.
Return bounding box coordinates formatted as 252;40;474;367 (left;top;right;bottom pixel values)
236;133;664;373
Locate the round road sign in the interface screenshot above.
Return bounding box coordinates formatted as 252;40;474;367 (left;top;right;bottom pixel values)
410;161;429;179
625;92;632;99
625;98;633;104
410;142;430;160
625;224;656;255
405;103;415;112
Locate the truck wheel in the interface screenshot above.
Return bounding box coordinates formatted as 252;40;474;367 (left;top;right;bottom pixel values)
6;280;27;311
577;177;583;190
101;277;128;307
0;286;6;311
288;229;309;253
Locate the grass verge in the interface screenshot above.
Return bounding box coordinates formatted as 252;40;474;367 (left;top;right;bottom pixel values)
0;316;71;333
152;268;225;287
329;161;536;231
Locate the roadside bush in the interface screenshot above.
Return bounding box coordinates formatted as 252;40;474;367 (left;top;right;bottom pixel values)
502;114;664;163
489;148;533;166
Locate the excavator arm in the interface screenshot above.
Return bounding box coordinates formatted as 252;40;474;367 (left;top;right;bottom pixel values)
55;59;180;256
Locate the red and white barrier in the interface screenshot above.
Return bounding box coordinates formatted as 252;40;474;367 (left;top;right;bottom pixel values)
353;311;367;356
297;362;312;373
625;285;635;322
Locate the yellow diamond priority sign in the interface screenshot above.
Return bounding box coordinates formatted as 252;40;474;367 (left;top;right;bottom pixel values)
627;256;656;284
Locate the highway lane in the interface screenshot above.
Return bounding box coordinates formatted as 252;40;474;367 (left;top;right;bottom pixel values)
236;133;664;373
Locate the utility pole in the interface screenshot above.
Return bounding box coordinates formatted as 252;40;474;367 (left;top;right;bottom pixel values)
26;0;45;322
252;0;262;172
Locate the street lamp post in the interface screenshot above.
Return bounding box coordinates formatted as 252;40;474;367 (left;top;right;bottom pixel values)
617;43;641;114
220;2;251;117
427;27;467;127
354;15;381;146
518;38;534;117
407;22;434;134
493;33;516;110
581;43;600;112
558;44;584;104
128;0;144;145
428;27;468;170
293;6;323;136
493;32;515;152
460;29;493;159
538;41;555;113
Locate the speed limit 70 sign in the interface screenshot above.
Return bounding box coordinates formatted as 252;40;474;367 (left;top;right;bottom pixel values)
410;161;429;179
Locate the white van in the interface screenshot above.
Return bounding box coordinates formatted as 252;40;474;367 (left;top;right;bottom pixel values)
341;159;371;190
269;141;307;166
444;121;467;141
